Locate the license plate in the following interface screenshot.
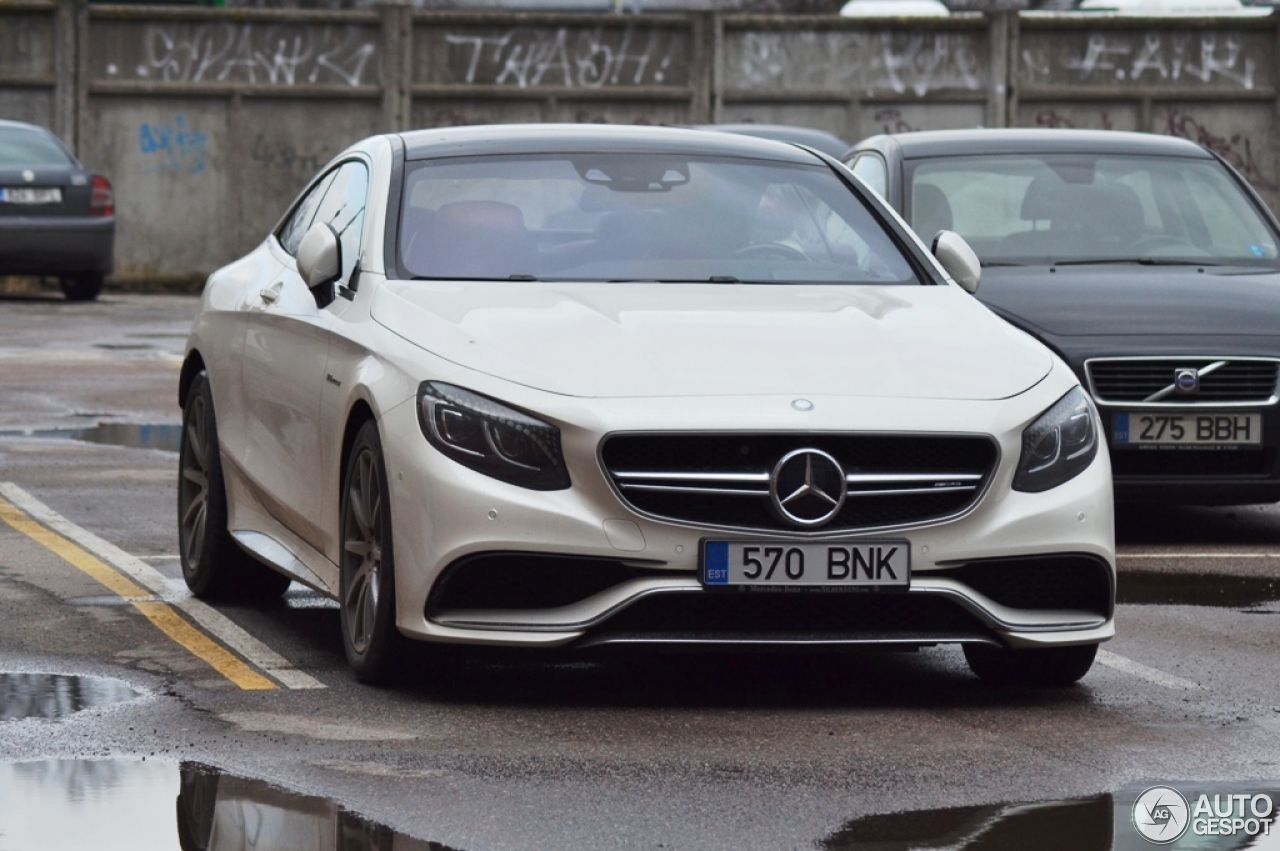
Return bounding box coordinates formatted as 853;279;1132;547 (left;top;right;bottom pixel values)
1112;412;1262;447
0;187;61;204
702;540;910;589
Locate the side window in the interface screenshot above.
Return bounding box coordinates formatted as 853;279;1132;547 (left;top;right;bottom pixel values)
308;161;369;281
277;171;337;256
849;154;888;198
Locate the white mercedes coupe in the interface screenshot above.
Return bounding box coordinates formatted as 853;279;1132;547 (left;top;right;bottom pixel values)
178;124;1115;686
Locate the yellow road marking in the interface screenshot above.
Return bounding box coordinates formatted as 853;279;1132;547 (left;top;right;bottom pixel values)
0;494;277;691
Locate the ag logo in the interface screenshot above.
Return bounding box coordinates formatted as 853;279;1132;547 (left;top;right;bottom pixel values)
1133;785;1190;844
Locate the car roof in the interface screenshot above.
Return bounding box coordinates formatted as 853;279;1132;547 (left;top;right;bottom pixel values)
687;123;852;158
862;128;1213;159
398;123;824;165
0;119;52;134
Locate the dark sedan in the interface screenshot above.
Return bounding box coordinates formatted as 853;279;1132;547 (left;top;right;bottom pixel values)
0;119;114;301
845;128;1280;505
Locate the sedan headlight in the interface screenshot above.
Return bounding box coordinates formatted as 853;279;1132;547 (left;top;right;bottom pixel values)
1012;386;1099;493
417;382;571;491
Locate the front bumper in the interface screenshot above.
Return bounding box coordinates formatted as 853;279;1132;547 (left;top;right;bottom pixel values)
379;390;1116;653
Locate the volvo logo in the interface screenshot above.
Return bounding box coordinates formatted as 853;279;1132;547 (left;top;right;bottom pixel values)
770;448;847;527
1174;368;1201;394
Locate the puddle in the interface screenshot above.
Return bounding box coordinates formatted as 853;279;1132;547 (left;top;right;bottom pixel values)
0;673;139;721
828;784;1280;849
1118;570;1280;608
0;758;459;850
0;423;182;453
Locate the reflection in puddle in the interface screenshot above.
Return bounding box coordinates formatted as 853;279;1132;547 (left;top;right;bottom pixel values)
1118;571;1280;608
0;673;139;720
828;796;1112;850
0;759;459;850
0;423;182;452
828;785;1280;850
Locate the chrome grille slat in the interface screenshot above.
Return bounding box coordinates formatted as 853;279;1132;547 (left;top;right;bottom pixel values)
601;433;998;534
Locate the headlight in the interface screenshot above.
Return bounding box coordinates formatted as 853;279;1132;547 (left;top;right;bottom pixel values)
417;382;571;491
1012;386;1099;493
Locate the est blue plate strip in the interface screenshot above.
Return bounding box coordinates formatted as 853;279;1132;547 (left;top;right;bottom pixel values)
704;542;728;584
1113;412;1130;445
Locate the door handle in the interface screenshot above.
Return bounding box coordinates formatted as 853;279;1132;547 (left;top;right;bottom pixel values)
259;282;283;305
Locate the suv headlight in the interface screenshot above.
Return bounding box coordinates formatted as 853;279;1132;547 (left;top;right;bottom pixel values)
417;382;571;491
1012;386;1099;493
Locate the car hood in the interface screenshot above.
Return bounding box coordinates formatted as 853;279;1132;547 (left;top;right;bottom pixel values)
372;281;1053;400
979;265;1280;338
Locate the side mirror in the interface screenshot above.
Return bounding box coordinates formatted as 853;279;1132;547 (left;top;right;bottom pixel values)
297;223;342;293
931;230;980;294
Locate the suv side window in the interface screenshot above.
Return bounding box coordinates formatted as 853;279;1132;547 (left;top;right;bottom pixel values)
849;153;888;199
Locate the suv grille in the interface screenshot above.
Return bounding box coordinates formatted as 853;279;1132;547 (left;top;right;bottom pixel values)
1087;358;1279;405
600;433;997;534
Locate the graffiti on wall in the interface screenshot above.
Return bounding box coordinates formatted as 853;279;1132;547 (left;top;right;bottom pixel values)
249;133;327;175
441;26;682;89
103;24;377;87
1032;108;1115;130
139;115;207;175
730;31;984;97
0;17;51;73
1022;33;1259;90
1164;109;1275;191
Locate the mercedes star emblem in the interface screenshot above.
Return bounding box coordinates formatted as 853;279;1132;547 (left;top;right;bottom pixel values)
770;448;847;527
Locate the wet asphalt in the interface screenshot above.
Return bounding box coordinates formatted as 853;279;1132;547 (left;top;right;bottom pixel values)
0;292;1278;850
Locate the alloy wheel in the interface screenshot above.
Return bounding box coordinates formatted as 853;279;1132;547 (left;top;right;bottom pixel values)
342;447;383;656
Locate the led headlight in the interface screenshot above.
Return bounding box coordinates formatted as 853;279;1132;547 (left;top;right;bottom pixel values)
417;382;571;491
1012;386;1099;493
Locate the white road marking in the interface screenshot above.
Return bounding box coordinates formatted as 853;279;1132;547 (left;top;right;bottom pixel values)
0;482;325;690
1097;649;1201;690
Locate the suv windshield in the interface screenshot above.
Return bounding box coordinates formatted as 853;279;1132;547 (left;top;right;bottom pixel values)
907;154;1280;268
398;154;920;284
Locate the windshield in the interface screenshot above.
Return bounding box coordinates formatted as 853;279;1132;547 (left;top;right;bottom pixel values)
398;154;920;284
906;154;1280;268
0;125;74;168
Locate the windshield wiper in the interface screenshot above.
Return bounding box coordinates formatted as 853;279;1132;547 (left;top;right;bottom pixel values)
1051;258;1215;267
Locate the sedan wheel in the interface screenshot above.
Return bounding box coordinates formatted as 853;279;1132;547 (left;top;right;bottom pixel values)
340;421;404;683
178;372;291;601
963;642;1098;687
59;273;103;302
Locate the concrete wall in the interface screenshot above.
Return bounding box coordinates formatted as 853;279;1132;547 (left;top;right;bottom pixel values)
2;0;1276;280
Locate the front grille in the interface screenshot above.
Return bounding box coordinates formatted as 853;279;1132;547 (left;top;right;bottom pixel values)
601;433;997;533
934;554;1112;617
581;590;991;645
1087;358;1279;405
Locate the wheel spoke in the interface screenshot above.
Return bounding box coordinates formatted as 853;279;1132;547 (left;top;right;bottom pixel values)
182;467;207;488
181;490;206;530
186;406;208;471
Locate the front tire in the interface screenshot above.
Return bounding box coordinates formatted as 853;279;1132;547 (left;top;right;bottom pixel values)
963;642;1098;687
178;371;292;601
340;421;405;684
